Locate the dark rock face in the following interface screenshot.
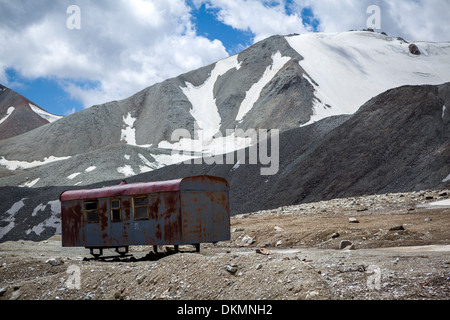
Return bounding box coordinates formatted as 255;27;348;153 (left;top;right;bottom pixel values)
409;44;421;55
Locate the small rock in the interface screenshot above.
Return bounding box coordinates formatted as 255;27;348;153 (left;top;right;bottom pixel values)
275;240;283;247
349;218;359;223
136;275;146;285
46;258;62;266
409;44;421;55
225;265;238;274
256;264;263;270
331;232;340;239
238;235;255;246
232;227;244;233
389;225;405;231
339;240;354;250
9;290;21;300
274;226;284;232
306;290;319;299
85;292;96;300
0;287;7;297
256;248;270;255
424;218;432;222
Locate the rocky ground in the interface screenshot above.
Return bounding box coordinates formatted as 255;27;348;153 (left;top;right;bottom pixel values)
0;189;449;302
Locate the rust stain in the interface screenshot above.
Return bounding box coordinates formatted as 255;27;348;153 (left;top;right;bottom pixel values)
155;223;162;240
99;201;110;244
162;192;181;243
149;195;161;220
61;201;84;246
123;200;131;220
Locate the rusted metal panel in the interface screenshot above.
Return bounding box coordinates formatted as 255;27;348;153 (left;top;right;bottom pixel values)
132;192;181;245
181;191;230;244
61;200;85;247
60;175;230;249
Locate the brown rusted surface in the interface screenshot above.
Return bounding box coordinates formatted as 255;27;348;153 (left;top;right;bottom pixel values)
161;192;181;243
122;199;131;242
60;175;230;248
61;201;85;247
99;201;109;245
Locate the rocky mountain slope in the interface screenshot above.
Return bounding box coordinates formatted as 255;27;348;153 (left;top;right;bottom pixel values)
0;31;449;243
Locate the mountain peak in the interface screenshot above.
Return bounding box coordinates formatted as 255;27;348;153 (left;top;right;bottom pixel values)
0;84;62;140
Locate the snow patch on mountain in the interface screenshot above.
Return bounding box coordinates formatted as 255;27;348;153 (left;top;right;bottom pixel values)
26;200;61;236
138;153;159;173
236;51;290;122
121;113;137;146
181;55;241;136
286;32;450;125
0;106;15;124
117;165;135;177
0;156;71;171
28;103;62;123
120;113;152;147
85;166;97;172
443;173;450;183
0;198;26;240
67;172;81;180
19;178;40;188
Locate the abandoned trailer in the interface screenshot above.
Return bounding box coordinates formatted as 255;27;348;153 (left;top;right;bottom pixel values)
60;175;230;258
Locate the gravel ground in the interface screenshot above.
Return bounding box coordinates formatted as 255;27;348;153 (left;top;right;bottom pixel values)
0;189;449;302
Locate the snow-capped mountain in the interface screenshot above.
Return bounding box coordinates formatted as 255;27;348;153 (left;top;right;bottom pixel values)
0;84;62;140
0;31;449;242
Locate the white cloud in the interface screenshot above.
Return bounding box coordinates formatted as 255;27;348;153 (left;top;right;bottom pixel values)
0;0;228;109
194;0;310;42
295;0;450;42
197;0;450;43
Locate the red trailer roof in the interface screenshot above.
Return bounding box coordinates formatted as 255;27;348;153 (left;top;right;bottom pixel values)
60;175;229;202
60;178;183;201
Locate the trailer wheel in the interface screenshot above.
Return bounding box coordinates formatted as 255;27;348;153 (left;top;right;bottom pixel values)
90;248;103;259
115;246;129;256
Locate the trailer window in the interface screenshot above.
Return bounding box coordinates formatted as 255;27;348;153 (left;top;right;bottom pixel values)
133;196;148;220
85;201;99;223
111;199;121;222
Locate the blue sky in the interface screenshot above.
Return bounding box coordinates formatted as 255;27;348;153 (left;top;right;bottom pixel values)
0;0;449;116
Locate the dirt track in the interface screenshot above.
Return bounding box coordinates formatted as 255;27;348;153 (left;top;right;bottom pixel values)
0;189;449;300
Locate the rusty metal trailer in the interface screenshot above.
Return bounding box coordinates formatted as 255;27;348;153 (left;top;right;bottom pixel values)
60;175;230;257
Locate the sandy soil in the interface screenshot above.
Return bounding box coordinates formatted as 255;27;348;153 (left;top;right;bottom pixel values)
0;189;449;301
